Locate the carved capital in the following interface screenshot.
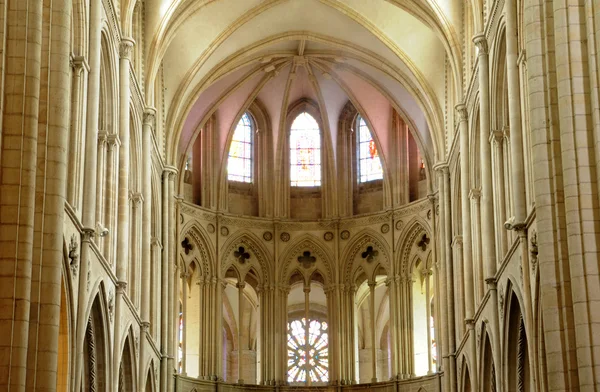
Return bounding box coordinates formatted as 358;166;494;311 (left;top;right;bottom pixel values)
489;129;504;144
469;188;481;201
70;55;90;76
81;227;96;242
163;165;178;179
455;103;468;122
130;192;144;205
116;281;128;293
473;34;488;55
119;37;135;60
143;107;157;131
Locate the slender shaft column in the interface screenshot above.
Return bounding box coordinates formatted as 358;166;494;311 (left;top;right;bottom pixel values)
505;0;527;225
443;166;457;392
160;168;171;392
74;0;103;387
114;37;134;392
304;285;311;386
369;282;377;382
469;189;484;302
486;278;502;391
103;135;119;261
67;56;89;210
197;278;205;378
180;273;189;375
95;131;107;250
386;279;398;378
167;168;177;392
491;130;508;257
473;34;497;279
237;282;246;384
130;193;142;305
141;108;155;322
456;104;475;319
425;269;433;375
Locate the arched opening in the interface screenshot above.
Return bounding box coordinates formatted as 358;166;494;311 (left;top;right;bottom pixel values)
222;266;261;384
287;270;329;385
118;335;136;392
506;291;531;392
355;267;391;383
82;296;108;392
481;334;496;391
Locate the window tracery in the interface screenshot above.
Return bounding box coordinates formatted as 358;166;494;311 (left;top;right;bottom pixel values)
287;318;329;383
357;115;383;182
228;112;253;183
290;112;321;187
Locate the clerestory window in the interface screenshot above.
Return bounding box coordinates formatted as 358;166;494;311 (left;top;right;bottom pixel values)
290;112;321;187
227;112;253;183
357;115;383;183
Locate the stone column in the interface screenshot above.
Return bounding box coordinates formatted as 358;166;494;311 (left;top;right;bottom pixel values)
67;56;89;211
469;188;483;302
237;282;246;384
504;0;527;226
304;285;311;386
490;129;508;257
113;38;134;392
160;167;172;392
141;108;155;322
104;134;120;262
196;278;205;378
386;278;398;378
130;192;143;306
456;104;475;320
167;167;177;392
180;273;189;375
473;33;497;280
95;130;107;250
369;282;377;382
424;268;433;375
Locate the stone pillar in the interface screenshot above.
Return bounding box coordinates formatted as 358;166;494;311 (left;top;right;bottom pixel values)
141;108;155;322
456;104;475;320
490;129;508;257
95;130;107;250
237;282;246;384
386;278;398;378
167;167;177;392
369;282;377;382
160;167;171;392
103;134;120;262
504;0;527;226
469;189;483;302
425;269;433;375
114;38;134;392
67;56;89;211
130;192;143;306
304;285;311;386
196;278;205;378
473;33;497;280
180;273;189;375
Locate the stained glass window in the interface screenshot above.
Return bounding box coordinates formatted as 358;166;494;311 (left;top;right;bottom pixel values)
227;112;253;183
287;318;329;383
357;115;383;182
290;112;321;186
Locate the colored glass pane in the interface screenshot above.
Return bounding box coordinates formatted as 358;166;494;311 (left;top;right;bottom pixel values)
227;113;253;183
287;318;329;383
290;112;321;186
357;115;383;182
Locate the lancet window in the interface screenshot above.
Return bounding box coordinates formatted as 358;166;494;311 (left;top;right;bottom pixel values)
356;115;383;183
227;112;253;183
290;112;321;186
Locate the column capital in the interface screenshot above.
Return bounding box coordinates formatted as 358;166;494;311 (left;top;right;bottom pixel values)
489;129;504;144
106;134;121;148
129;192;144;205
119;37;136;60
236;282;246;290
81;227;96;242
70;55;90;75
455;103;468;122
151;237;163;248
143;107;157;130
452;235;463;248
141;321;151;332
427;192;438;205
432;162;449;173
469;188;481;200
517;49;527;67
116;280;128;293
163;165;178;178
368;281;377;289
97;130;109;145
485;277;497;289
472;33;488;55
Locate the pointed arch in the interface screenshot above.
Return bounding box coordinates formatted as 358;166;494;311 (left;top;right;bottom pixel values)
180;222;217;278
279;233;335;285
341;228;391;284
118;329;137;392
220;231;273;284
395;218;432;277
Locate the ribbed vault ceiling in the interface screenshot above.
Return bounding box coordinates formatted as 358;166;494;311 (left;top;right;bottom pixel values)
142;0;464;169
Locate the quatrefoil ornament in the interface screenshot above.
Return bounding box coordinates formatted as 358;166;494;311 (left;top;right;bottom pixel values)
181;237;193;255
417;234;430;251
234;246;250;264
298;251;316;269
361;246;378;263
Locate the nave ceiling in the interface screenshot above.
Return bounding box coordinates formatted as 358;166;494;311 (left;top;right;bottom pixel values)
139;0;465;172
